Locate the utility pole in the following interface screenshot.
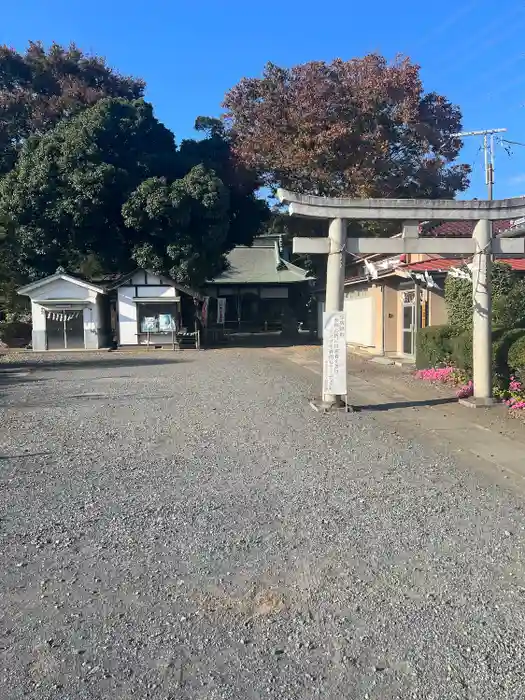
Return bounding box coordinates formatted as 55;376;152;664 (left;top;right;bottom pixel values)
451;128;507;200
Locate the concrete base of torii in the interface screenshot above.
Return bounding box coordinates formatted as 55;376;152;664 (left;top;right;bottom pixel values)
459;397;497;409
309;399;353;413
277;190;525;409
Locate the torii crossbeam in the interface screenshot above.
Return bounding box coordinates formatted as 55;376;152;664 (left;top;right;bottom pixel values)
277;190;525;409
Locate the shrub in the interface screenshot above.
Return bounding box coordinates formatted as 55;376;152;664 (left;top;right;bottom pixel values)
444;274;472;332
492;328;525;378
508;335;525;371
449;331;472;371
0;319;32;347
445;262;521;332
415;325;455;369
493;280;525;329
443;327;524;377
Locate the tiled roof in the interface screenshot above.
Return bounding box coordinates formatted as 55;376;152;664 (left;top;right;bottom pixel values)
407;257;525;272
420;220;515;237
210;242;311;285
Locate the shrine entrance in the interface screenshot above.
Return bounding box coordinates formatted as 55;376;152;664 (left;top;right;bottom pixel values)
46;310;85;350
277;190;525;408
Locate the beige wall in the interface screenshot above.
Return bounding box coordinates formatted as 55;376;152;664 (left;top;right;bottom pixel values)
343;269;446;358
371;285;383;351
383;283;398;354
429;290;448;326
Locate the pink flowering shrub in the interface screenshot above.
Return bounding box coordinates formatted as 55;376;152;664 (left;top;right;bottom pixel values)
416;366;452;383
415;365;467;386
456;380;473;399
415;367;525;410
500;375;525;411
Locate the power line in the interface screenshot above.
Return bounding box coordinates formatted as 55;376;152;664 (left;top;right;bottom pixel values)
451;128;507;200
501;138;525;148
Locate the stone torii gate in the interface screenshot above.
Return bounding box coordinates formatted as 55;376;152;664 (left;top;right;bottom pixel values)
277;190;525;408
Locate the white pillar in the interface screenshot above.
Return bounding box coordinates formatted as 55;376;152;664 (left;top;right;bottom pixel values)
324;217;347;405
472;218;493;405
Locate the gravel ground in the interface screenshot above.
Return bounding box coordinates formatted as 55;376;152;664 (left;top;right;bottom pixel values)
2;349;525;699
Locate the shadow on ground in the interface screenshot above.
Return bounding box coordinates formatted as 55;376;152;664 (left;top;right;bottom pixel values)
0;451;52;460
354;397;457;412
0;355;189;375
0;356;190;404
206;332;320;349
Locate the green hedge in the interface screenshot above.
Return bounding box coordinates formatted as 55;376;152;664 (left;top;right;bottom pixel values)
415;325;455;369
449;332;473;372
508;335;525;371
416;325;525;375
492;328;525;377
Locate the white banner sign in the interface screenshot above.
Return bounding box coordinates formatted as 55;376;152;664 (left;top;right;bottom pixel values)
322;311;347;397
217;298;226;325
201;296;210;327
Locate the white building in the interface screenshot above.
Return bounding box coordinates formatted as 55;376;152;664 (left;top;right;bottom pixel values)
17;268;109;351
111;269;203;346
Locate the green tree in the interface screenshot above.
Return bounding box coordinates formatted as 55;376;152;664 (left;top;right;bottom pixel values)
177;117;269;248
0;98;176;279
0;101;268;287
0;41;145;175
122;166;232;284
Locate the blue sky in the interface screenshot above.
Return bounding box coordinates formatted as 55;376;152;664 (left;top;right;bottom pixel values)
3;0;525;200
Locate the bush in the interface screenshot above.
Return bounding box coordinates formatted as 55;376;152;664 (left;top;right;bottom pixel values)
492;328;525;377
0;319;32;347
445;262;521;332
426;326;525;377
444;274;472;332
508;335;525;371
415;325;455;369
493;280;525;329
449;331;473;372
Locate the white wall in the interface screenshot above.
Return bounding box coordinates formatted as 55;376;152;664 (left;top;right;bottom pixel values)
31;300;46;333
344;293;375;346
116;272;183;345
30;278;98;304
130;271;173;286
318;292;374;346
135;285;176;298
83;304;102;349
117;286;137;345
28;278;102;351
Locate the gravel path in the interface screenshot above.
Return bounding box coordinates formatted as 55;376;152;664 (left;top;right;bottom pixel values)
2;349;525;699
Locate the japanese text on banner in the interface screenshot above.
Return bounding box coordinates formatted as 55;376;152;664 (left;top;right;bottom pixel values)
322;311;347;396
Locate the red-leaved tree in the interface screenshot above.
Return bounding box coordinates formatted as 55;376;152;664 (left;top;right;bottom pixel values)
223;54;470;200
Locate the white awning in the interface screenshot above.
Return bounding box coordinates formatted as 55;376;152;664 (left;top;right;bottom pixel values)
36;299;91;308
132;297;180;303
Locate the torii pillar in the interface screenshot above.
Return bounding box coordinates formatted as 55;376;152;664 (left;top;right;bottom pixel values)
277;190;525;409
